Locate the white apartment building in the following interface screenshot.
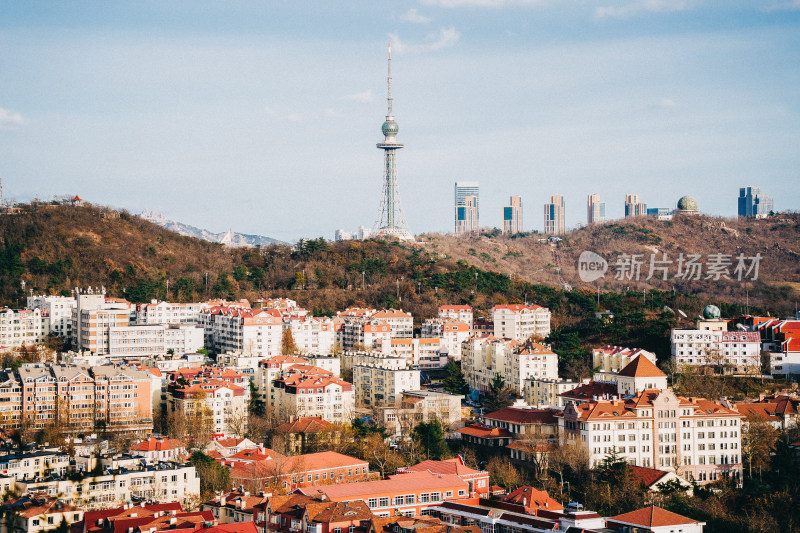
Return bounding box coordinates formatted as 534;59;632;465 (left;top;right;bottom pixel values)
303;354;341;376
336;308;413;350
0;450;72;480
200;307;283;357
130;437;188;463
352;363;421;409
381;338;448;369
0;308;50;349
15;461;199;509
164;324;205;354
27;294;76;339
340;320;393;351
284;316;335;355
340;352;409;374
561;388;743;484
492;304;551;342
671;330;761;371
379;390;464;437
462;336;558;394
134;300;210;325
76;308;130;354
438;305;473;328
524;377;582;408
421;318;471;359
108;324;165;356
255;355;309;408
272;370;354;422
593;355;669;396
169;381;249;435
592;345;657;373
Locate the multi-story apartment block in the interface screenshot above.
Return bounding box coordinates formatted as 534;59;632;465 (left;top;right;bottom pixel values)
492;304;551;341
561;388;743;484
352;363;420;409
671;329;761;371
624;194;648;217
378;390;464;437
340;320;392;351
543;195;565;235
76;307;130;355
27;294;76;339
462;336;557;394
593;355;669;396
163;324;205;354
502;195;523;234
0;308;50;349
587;194;605;225
2;364;152;433
134;300;211;325
340;353;409;374
397;457;489;496
200;306;283;357
255;355;310;408
523;377;582;408
169;379;249;436
593;345;657;373
272;366;353;422
738;185;774;218
753;318;800;377
107;324;165;356
454;181;479;234
0;493;84;533
372;309;413;338
130;437;188;463
0;449;72;481
382;338;447;369
421;318;470;359
438;305;473;328
284;316;335;355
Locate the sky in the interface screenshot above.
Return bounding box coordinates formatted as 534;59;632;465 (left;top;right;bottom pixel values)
1;1;799;242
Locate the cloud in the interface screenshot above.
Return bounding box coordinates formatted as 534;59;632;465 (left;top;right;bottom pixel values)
595;0;693;18
324;108;343;118
763;0;800;11
388;26;461;55
399;8;432;23
264;107;303;121
0;108;25;129
657;97;677;108
421;0;545;6
345;90;374;103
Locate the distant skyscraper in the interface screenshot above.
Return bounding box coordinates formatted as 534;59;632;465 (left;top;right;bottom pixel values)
738;186;774;218
502;196;523;234
624;194;648;218
544;195;565;234
455;196;478;234
587;194;605;224
454;181;479;233
373;44;413;241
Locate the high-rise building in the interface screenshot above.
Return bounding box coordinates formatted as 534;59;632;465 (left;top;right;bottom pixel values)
738;186;774;218
587;194;605;224
373;44;413;241
544;195;565;234
454;181;479;233
624;194;647;217
455;196;478;234
502;195;523;234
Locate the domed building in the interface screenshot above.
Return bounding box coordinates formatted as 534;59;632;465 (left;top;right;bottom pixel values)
674;195;699;215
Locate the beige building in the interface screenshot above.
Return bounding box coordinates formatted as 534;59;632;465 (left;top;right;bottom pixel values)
502;195;523;234
524;377;582;408
462;336;557;394
380;390;464;437
0;308;50;349
438;305;473;328
593;345;657;373
169;379;249;436
544;195;565;234
27;294;76;339
271;365;354;422
492;304;551;342
587;194;605;224
625;194;648;217
353;363;420;410
421;318;470;359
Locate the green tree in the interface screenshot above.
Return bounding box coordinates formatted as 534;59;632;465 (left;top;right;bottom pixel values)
248;380;266;417
443;360;470;396
482;373;515;413
412;420;449;460
190;451;231;498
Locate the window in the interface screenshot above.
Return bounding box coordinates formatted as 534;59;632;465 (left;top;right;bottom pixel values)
379;497;390;507
368;498;378;508
405;495;415;504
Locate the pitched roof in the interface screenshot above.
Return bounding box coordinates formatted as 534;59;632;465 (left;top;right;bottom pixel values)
616;354;666;379
275;417;335;434
402;458;485;477
609;506;701;527
457;424;513;439
302;471;467;499
628;466;671;488
131;437;187;452
304;500;373;523
484;407;558;425
501;486;564;512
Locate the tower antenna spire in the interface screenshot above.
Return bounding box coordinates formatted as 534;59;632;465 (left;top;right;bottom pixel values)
387;43;393;117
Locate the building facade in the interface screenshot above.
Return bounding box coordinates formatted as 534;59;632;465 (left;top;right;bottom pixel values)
502;195;523;234
543;195;565;234
587;194;605;225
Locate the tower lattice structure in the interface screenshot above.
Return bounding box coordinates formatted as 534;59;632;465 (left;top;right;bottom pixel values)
373;43;413;241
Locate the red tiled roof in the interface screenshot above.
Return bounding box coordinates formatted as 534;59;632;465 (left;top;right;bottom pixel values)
629;466;671;488
617;354;667;379
484;407;558;425
502;486;564;512
402;458;485;477
559;381;617;400
275;417;335;434
131;437;186;452
609;506;701;527
302;471;467;499
457;424;513;439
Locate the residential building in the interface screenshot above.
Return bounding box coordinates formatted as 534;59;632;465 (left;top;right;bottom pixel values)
274;416;341;454
284;316;335;355
756;318;800;377
79;501;185;533
0;449;72;480
605;506;706;533
454;181;479;234
130;437;188;463
205;437;260;458
738;186;774;218
199;306;283;357
543;195;565;235
0;308;50;350
0;493;84;533
27;294;76;339
587;194;605;225
353;364;420;409
456;424;514;448
203;491;268;526
492;304;551;341
134;300;210;325
378;390;464;437
272;366;354;422
168;379;249;436
256;355;310;408
164;324;205;354
483;407;559;443
438;305;473;328
629;465;692;494
593;345;657;373
724;394;799;431
560;388;743;483
300;470;477;517
671;329;761;371
382;338;447;369
421;318;470;359
625;194;648;217
462;336;557;394
523;377;581;408
502;195;523;234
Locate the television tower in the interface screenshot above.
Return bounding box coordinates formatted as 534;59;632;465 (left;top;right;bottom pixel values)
373;43;413;241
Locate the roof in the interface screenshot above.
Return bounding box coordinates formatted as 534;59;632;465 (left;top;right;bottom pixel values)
275;417;336;434
558;381;617;400
302;471;467;499
131;437;187;452
609;506;701;528
401;458;485;477
501;486;564;512
304;500;373;523
616;354;667;379
440;305;472;312
484;407;558;425
628;466;671;488
457;424;513;439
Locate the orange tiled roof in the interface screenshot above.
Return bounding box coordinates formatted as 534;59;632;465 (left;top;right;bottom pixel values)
501;486;563;512
457;424;513;439
131;437;187;452
275;417;335;434
617;354;667;378
402;458;485;477
609;506;701;527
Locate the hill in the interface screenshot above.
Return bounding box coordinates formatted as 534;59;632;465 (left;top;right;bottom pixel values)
139;209;286;247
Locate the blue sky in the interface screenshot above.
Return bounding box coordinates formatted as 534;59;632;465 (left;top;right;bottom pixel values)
1;1;799;241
